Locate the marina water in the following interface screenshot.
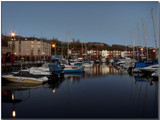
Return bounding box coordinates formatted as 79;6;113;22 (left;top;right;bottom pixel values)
2;63;158;118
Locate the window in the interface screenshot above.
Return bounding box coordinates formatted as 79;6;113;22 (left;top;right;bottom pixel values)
31;50;34;55
38;50;40;55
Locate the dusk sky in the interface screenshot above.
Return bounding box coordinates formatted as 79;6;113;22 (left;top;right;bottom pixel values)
2;1;159;47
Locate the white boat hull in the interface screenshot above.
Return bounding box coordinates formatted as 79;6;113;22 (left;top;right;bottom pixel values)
2;75;48;84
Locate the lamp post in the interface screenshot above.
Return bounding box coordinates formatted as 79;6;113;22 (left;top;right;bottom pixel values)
11;32;15;66
52;44;56;55
141;48;143;60
153;49;156;60
42;52;45;61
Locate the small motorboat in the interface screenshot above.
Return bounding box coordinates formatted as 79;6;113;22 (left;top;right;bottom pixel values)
12;69;51;76
82;61;93;68
139;64;159;72
64;66;83;73
2;71;48;84
29;63;50;72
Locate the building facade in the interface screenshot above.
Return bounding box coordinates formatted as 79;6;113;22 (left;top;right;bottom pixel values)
8;38;51;57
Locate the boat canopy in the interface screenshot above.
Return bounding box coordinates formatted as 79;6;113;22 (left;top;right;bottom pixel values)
13;71;42;78
48;63;63;73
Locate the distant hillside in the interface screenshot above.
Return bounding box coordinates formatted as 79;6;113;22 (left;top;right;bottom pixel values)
1;35;133;51
2;35;10;47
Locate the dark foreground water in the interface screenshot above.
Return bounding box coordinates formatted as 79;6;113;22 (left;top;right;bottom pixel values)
2;63;158;118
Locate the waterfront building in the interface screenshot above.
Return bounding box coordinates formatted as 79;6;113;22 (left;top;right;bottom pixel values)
8;37;51;61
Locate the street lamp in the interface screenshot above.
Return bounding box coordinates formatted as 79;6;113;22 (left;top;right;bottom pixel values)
42;52;45;62
153;49;156;53
52;44;56;55
11;32;15;66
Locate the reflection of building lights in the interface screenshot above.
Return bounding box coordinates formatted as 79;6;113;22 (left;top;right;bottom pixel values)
12;110;16;118
12;94;14;100
53;89;55;93
71;76;73;82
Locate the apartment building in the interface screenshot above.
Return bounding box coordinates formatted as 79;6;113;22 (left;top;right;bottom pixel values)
8;38;51;57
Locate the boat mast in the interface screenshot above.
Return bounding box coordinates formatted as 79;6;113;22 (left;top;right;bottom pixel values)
85;42;87;60
82;41;83;58
151;8;158;59
159;5;160;85
61;42;64;57
130;32;134;59
137;23;143;57
134;31;138;59
142;17;149;60
97;45;98;59
67;32;69;59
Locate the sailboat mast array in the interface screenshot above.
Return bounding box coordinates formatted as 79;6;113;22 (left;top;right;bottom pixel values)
137;23;143;57
130;32;134;59
142;17;149;60
151;8;157;50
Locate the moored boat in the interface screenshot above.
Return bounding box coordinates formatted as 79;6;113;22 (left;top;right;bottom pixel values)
139;64;159;72
82;61;93;68
2;71;48;84
64;66;83;73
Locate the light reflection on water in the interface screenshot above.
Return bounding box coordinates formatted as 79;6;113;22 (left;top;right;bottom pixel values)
2;63;158;118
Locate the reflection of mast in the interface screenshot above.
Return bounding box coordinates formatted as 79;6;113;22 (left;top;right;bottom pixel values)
142;81;148;117
136;82;143;114
153;82;158;117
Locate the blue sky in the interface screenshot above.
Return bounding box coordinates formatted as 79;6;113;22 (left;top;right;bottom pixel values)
2;1;159;47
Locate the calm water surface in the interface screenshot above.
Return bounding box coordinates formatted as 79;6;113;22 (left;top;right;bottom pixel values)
2;63;158;118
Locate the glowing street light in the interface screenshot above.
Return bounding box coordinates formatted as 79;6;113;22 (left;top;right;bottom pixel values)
11;32;15;37
153;49;156;53
10;31;16;66
52;44;56;55
52;44;56;48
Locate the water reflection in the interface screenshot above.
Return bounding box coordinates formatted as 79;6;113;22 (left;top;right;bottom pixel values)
84;63;127;78
2;63;158;118
2;82;32;118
